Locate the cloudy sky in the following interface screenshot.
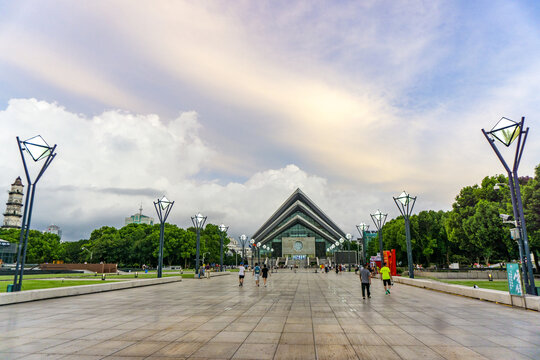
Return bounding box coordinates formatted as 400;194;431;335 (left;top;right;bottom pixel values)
1;1;540;241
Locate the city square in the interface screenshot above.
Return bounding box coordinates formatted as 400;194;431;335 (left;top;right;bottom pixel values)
2;272;540;360
2;2;540;360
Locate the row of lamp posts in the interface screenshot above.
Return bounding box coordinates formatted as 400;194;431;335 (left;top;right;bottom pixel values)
10;116;537;295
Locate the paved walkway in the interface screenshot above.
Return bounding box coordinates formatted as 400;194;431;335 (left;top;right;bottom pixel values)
1;271;540;359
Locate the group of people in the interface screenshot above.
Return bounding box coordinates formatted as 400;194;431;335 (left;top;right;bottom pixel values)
237;262;270;287
358;262;393;299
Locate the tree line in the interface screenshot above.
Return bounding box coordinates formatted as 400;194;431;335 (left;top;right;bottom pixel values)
365;163;540;269
1;163;539;270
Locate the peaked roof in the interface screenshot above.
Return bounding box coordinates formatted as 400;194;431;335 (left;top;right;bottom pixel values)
12;177;23;186
252;188;346;244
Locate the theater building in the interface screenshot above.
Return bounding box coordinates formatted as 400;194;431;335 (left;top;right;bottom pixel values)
251;188;346;267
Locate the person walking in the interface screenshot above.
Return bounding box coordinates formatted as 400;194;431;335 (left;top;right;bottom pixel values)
360;265;371;299
253;263;261;287
205;263;211;279
380;262;393;295
261;264;269;287
238;263;246;287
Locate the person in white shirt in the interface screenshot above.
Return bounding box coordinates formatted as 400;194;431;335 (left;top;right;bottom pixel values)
238;263;246;287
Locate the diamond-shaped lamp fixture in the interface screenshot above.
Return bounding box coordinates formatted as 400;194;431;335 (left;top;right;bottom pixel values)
489;117;521;147
158;196;172;210
373;210;387;222
346;233;352;241
240;234;247;241
257;242;261;247
193;212;206;229
339;238;344;244
397;191;411;206
22;135;52;161
218;224;228;232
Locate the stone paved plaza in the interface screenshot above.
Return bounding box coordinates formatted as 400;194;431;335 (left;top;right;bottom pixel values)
2;271;540;360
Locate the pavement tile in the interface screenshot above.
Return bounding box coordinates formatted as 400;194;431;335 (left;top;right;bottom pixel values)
392;345;445;359
280;332;314;345
112;341;169;357
152;341;203;357
244;331;281;344
190;342;241;359
470;346;534;360
273;344;316;360
353;345;401;360
431;345;489;360
316;344;357;359
232;343;277;359
210;331;250;343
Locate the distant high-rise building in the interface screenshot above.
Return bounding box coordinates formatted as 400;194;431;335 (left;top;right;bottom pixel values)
2;177;24;229
44;224;62;239
125;204;154;226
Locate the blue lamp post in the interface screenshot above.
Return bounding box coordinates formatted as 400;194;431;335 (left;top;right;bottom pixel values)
482;117;536;295
371;210;388;266
218;224;228;272
393;191;416;279
191;213;207;276
356;223;369;265
12;135;57;292
153;196;174;278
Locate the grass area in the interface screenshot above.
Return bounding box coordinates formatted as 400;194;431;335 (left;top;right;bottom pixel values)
227;269;239;272
181;274;196;279
0;280;118;292
0;272;183;281
435;279;509;292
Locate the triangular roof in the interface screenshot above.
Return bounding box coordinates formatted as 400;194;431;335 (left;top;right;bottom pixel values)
252;188;346;245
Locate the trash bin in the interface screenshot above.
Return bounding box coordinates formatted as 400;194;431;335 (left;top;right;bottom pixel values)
6;284;14;292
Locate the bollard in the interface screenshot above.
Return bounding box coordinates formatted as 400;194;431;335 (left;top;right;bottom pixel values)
101;273;106;281
135;272;138;278
488;273;493;281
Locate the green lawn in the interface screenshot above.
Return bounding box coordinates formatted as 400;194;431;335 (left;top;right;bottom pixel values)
0;273;183;281
0;280;119;292
437;279;509;292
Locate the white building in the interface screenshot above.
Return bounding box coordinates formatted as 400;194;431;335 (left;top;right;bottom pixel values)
44;224;62;239
125;205;154;226
2;177;24;229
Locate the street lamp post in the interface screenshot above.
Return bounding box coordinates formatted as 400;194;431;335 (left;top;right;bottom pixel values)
218;224;229;272
482;117;536;295
370;210;388;268
257;242;261;265
81;246;93;261
153;196;174;278
12;135;57;292
191;213;207;277
238;234;249;265
356;223;369;265
393;191;416;279
250;239;255;266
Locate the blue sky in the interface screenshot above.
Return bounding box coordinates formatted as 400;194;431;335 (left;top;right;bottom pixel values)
1;1;539;241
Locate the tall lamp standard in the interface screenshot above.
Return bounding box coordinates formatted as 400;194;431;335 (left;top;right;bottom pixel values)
393;191;416;279
370;210;388;267
482;117;536;295
356;223;369;265
257;242;261;265
153;196;174;278
191;213;207;276
238;234;249;264
250;239;255;266
12;135;57;292
218;224;229;272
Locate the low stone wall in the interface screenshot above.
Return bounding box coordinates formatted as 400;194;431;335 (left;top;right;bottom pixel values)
40;263;118;273
414;270;507;280
0;276;182;306
394;277;540;311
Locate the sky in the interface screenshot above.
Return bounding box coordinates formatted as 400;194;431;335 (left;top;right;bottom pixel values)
1;1;540;241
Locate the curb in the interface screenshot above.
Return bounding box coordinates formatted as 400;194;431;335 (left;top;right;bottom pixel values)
394;277;540;311
0;276;182;306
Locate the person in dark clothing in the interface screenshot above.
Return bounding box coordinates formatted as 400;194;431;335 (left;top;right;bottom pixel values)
261;264;269;287
360;265;372;299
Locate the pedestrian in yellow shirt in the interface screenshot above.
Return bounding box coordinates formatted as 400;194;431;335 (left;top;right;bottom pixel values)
380;263;393;295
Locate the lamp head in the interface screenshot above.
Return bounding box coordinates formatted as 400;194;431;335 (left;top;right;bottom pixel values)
488;117;521;147
158;196;172;210
346;233;352;240
218;224;228;232
21;135;53;161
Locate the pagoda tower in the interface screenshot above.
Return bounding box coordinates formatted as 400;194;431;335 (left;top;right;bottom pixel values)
2;177;24;229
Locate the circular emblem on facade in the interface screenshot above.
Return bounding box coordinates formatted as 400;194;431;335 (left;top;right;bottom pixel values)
294;241;303;251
